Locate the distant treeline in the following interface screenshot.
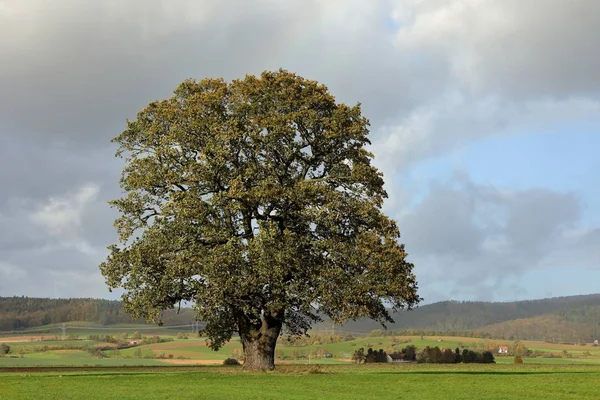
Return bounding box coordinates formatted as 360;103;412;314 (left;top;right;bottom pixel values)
478;312;600;343
3;295;600;342
0;297;195;331
313;294;600;341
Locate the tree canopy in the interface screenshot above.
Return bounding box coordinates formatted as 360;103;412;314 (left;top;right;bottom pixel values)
100;69;420;369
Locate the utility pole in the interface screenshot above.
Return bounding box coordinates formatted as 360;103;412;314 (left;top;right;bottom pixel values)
61;324;67;341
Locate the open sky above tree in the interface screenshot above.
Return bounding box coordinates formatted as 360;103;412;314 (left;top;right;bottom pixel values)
0;1;599;302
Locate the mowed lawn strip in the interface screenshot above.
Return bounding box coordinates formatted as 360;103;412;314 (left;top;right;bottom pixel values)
1;365;599;400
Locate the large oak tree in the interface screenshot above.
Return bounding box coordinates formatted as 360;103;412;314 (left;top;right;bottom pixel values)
100;70;420;370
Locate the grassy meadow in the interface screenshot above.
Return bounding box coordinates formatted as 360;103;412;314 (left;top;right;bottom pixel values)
3;328;600;399
1;364;600;400
3;327;600;367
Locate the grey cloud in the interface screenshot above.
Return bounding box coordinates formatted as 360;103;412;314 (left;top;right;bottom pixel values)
400;174;586;300
392;0;600;100
0;1;413;144
0;1;598;300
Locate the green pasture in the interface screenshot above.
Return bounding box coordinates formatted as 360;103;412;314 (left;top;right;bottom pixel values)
3;334;600;367
1;364;599;400
0;349;164;367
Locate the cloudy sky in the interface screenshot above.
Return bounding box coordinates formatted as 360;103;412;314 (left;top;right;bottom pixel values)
0;0;598;303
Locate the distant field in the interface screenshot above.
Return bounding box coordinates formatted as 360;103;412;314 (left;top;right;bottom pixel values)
0;323;188;339
2;332;600;367
1;364;599;400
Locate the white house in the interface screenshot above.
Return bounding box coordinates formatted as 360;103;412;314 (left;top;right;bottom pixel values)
386;354;412;363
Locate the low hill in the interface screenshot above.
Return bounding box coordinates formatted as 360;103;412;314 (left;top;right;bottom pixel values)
2;294;600;342
0;297;195;331
313;294;600;341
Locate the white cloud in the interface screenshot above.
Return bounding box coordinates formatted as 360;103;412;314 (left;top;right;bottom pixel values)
371;95;600;208
30;183;99;237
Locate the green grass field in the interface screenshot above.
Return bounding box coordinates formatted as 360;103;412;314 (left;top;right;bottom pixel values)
1;364;599;400
3;333;600;367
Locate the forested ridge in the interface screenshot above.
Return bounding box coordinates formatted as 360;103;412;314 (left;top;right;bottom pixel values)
2;294;600;341
314;294;600;341
0;297;194;331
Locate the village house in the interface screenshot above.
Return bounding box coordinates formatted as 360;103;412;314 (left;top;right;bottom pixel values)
386;353;412;363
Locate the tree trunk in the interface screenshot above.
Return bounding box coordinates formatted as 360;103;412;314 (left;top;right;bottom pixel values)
239;312;283;370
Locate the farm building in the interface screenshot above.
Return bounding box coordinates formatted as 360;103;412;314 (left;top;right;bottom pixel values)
386;353;412;363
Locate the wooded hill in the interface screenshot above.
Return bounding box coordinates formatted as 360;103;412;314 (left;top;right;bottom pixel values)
2;294;600;342
314;294;600;342
0;297;195;331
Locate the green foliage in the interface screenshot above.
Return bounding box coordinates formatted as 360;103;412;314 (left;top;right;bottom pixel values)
454;347;463;363
481;351;495;364
279;333;353;347
352;348;365;364
364;348;387;363
0;343;9;355
401;344;417;361
418;346;443;363
99;69;420;368
441;348;456;363
417;346;494;364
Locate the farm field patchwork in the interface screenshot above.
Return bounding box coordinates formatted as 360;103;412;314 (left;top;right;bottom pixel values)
1;364;599;400
3;334;600;367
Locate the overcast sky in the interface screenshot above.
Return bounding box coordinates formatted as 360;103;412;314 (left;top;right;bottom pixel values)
0;0;598;303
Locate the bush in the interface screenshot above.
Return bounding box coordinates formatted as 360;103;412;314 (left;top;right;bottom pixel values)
0;343;10;355
418;346;443;364
307;366;325;374
462;349;480;363
89;348;105;358
454;348;462;363
481;351;495;364
402;345;417;361
514;355;523;364
440;348;456;364
365;348;387;363
223;358;241;366
352;348;365;364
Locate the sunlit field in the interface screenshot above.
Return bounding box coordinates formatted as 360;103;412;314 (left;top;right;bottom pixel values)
2;328;600;367
1;364;599;400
